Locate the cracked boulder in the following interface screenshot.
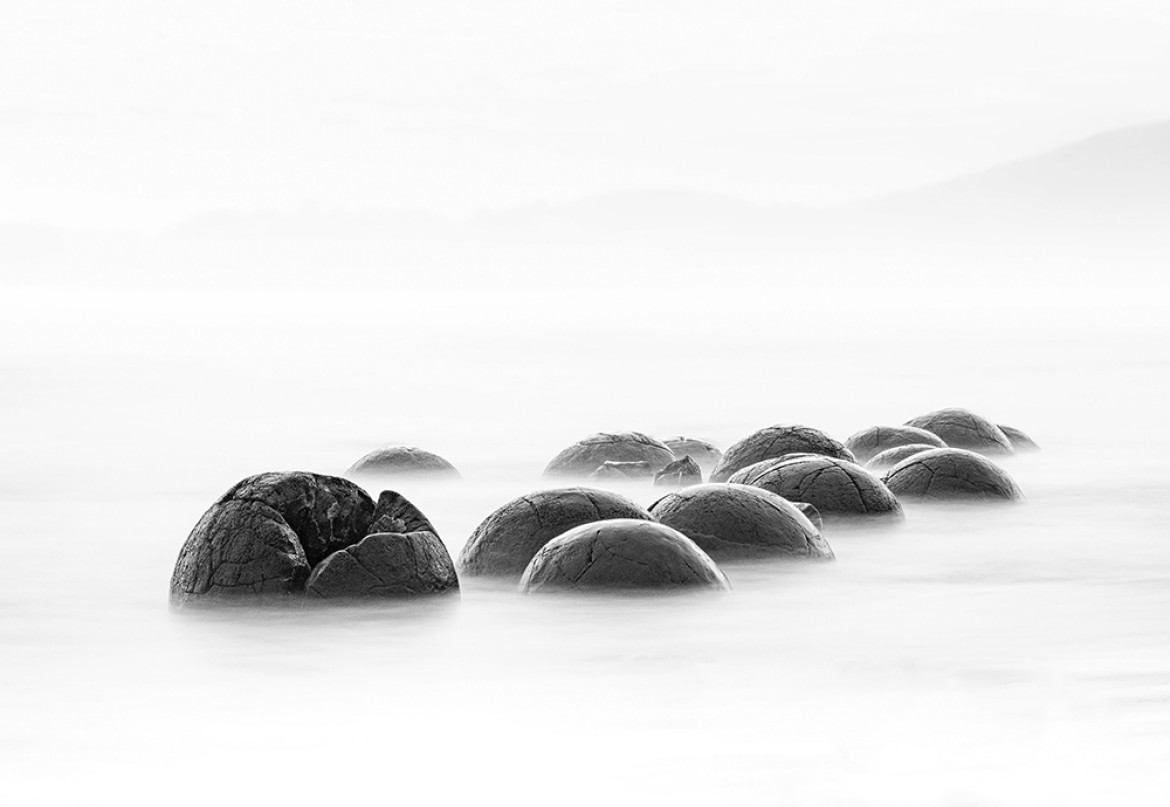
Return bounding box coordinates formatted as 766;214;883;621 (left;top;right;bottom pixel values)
866;443;941;472
458;487;654;579
729;454;903;523
709;425;854;483
306;531;458;599
347;446;461;479
999;424;1040;452
882;448;1022;502
794;503;823;531
519;519;729;593
844;425;946;464
654;456;702;487
650;483;832;561
904;408;1013;456
588;460;654;481
543;432;675;478
661;437;723;474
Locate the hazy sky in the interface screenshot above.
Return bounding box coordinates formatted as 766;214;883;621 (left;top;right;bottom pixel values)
2;0;1168;227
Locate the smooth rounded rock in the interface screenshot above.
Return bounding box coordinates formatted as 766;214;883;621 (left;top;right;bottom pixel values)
1000;424;1040;452
844;425;946;464
458;487;655;579
519;519;729;593
710;425;854;483
544;432;675;478
307;531;458;599
882;448;1022;502
661;437;723;473
866;443;941;472
904;408;1013;456
347;446;461;479
729;454;903;522
650;483;832;561
654;456;703;488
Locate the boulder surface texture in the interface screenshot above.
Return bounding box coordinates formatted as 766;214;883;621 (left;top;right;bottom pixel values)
661;437;723;473
710;425;854;483
307;530;458;599
865;443;941;472
844;425;946;464
654;456;703;487
882;448;1022;502
904;408;1013;456
729;455;903;521
544;432;675;478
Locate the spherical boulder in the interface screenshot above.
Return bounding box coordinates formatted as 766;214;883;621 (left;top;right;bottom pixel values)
519;519;729;593
709;425;854;483
661;437;723;473
904;408;1013;456
729;454;903;522
844;425;946;464
882;448;1022;502
654;456;702;488
999;424;1040;452
307;531;458;599
347;446;460;479
866;443;941;472
544;432;675;478
649;483;832;561
458;487;654;579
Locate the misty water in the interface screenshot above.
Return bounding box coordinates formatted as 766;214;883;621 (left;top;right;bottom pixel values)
3;284;1168;806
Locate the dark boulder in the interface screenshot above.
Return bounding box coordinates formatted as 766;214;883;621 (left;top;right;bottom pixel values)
904;408;1013;456
588;460;654;481
709;425;854;483
882;448;1022;502
347;446;460;479
458;487;654;579
844;425;946;464
794;503;823;531
306;531;458;599
865;443;941;472
368;489;438;535
661;437;723;473
999;424;1040;452
654;456;703;487
543;432;675;478
729;454;903;522
519;519;729;593
650;483;832;561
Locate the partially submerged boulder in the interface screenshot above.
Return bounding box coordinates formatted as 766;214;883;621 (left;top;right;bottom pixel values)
544;432;675;478
588;460;654;481
347;446;461;479
306;531;458;599
519;519;729;593
794;503;823;531
654;456;703;487
844;425;946;464
999;424;1040;452
710;425;854;483
866;443;940;472
458;487;654;579
650;483;832;561
904;408;1013;456
882;448;1022;502
729;454;903;522
661;437;723;473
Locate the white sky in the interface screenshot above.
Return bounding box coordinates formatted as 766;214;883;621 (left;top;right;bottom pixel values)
2;0;1168;227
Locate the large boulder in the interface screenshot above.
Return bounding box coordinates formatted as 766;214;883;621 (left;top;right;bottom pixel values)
458;487;654;579
794;503;823;531
650;483;832;561
844;425;946;464
543;432;675;478
865;443;941;472
661;437;723;473
999;424;1040;452
368;489;438;535
729;454;903;522
306;531;458;599
347;446;461;479
654;456;702;488
709;425;854;483
882;448;1022;502
904;408;1013;456
519;519;729;593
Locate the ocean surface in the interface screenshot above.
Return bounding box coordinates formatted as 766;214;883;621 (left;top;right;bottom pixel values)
2;286;1168;806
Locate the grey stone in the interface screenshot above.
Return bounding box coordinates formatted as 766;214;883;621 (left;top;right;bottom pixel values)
661;437;723;473
650;483;832;561
306;531;458;599
654;456;703;487
587;460;654;481
844;425;946;464
709;425;854;483
904;408;1013;456
999;424;1040;452
865;443;941;472
457;487;655;579
368;490;438;536
882;448;1023;502
347;446;460;479
729;454;903;522
519;519;729;593
794;503;823;531
543;432;675;478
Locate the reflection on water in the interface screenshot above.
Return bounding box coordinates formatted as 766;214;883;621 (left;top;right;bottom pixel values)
2;288;1169;805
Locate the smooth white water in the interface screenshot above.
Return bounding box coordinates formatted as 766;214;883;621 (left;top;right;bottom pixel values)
2;286;1168;806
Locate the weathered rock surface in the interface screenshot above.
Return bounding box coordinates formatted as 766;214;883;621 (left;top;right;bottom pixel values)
588;460;654;481
347;446;461;479
367;489;438;536
794;503;823;531
709;425;854;483
458;487;654;579
866;443;941;472
729;454;903;522
904;408;1013;456
844;425;946;464
519;519;729;593
306;531;458;599
999;424;1040;452
654;456;703;487
882;448;1022;502
661;437;723;473
543;432;675;478
649;483;832;561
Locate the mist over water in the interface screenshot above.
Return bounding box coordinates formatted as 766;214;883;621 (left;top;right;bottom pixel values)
2;282;1168;805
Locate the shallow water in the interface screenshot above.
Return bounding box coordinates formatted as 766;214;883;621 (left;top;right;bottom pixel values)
2;287;1169;805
